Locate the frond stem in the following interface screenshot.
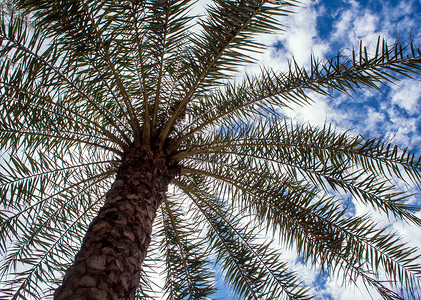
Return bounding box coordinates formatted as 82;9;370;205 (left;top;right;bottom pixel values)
82;2;142;143
161;199;194;296
173;179;260;300
158;0;268;148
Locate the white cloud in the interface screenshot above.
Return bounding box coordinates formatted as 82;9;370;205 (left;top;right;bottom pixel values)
238;0;328;76
332;9;353;40
362;107;387;134
277;5;328;65
320;276;383;300
272;2;329;67
391;79;421;112
387;114;418;145
283;94;333;127
331;1;391;54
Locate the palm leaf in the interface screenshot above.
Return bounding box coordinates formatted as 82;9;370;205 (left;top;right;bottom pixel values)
0;1;421;299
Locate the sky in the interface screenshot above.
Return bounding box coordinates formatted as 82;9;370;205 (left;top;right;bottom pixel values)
211;0;421;299
0;1;419;299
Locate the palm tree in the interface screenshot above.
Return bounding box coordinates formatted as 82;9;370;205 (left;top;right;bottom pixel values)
1;0;421;299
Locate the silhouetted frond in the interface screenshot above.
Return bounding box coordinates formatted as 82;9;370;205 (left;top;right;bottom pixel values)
0;1;421;299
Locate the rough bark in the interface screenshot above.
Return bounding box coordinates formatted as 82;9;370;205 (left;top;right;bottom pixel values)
54;148;176;300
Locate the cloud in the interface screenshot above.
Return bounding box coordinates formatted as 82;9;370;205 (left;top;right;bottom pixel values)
237;0;328;76
275;3;328;65
330;0;392;55
391;79;421;112
283;93;334;127
271;1;329;67
320;276;383;300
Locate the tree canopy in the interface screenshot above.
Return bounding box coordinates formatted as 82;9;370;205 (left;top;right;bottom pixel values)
0;0;421;299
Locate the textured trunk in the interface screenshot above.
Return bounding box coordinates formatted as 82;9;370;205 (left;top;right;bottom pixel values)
54;148;175;300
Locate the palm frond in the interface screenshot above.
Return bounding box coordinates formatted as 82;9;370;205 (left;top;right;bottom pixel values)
0;149;114;255
1;1;421;299
155;196;215;299
0;12;132;147
177;117;421;224
178;165;421;299
146;0;194;133
1;187;106;300
158;0;299;145
175;39;421;150
175;178;313;300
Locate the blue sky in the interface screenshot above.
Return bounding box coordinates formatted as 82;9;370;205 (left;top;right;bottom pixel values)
212;0;421;299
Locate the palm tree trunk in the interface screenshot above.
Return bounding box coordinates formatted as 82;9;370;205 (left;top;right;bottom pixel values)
54;148;175;300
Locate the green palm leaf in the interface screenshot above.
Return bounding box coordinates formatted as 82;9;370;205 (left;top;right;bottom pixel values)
0;1;421;299
176;178;311;300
